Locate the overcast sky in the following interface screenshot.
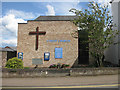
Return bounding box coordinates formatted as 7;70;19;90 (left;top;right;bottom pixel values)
0;0;111;47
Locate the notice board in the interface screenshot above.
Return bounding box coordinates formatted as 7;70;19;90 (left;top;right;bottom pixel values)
32;58;43;65
55;48;63;59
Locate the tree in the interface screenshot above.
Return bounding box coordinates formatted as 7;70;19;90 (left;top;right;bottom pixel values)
6;57;23;69
70;1;118;67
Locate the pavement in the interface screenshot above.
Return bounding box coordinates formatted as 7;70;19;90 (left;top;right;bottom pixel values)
2;75;119;89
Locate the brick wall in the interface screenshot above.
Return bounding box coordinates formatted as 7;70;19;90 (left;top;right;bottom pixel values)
18;21;78;67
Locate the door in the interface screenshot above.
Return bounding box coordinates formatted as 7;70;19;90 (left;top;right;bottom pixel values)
78;30;89;64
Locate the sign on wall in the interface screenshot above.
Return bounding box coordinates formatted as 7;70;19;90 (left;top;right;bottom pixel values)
44;52;50;61
55;48;63;59
18;52;23;60
32;58;43;65
47;40;70;42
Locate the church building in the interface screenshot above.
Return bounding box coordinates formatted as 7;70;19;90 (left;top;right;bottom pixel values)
18;13;120;68
17;16;81;67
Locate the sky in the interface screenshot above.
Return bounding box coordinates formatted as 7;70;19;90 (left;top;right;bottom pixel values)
0;0;111;47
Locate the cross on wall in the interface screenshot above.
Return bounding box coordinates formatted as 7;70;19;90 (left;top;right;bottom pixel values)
29;27;46;50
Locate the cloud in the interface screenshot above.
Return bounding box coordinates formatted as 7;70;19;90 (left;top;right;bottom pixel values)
1;14;27;47
46;5;55;15
51;2;81;15
2;38;17;47
6;9;36;19
2;14;27;35
97;0;111;8
0;9;36;47
97;0;112;15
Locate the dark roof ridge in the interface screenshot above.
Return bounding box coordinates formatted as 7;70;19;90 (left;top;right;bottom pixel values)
35;15;77;21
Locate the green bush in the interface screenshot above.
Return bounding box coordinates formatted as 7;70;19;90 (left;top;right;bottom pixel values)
49;63;70;68
49;64;57;68
5;57;23;69
24;67;30;69
61;64;70;68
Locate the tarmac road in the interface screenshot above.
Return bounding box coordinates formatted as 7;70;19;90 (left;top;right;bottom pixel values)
2;75;119;89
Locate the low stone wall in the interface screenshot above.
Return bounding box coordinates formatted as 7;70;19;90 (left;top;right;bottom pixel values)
70;68;119;76
2;67;119;78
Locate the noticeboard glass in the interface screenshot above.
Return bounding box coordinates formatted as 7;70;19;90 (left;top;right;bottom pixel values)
44;52;50;61
18;52;23;60
55;48;63;59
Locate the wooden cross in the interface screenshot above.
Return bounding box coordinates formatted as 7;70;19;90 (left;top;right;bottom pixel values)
29;27;46;50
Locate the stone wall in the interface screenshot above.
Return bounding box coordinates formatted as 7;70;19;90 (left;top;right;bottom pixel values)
1;51;7;67
2;68;119;78
18;21;78;67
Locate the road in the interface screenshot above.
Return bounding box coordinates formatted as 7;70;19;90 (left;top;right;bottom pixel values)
2;75;119;89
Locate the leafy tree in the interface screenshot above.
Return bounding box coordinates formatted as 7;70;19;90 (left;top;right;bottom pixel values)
70;1;118;67
6;57;23;69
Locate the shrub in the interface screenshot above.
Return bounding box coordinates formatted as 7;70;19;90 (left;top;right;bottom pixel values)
24;67;30;69
49;64;57;68
5;57;23;69
61;64;70;68
49;63;70;68
57;63;61;69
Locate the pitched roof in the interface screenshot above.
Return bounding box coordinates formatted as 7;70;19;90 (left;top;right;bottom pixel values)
0;46;17;52
34;16;77;21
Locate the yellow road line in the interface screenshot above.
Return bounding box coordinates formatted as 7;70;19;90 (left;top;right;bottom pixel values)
2;84;120;89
